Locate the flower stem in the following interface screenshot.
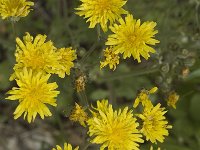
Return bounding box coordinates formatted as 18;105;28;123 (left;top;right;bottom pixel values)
82;141;91;150
11;21;16;38
99;68;159;81
79;41;98;64
78;90;89;108
97;24;101;41
55;112;66;142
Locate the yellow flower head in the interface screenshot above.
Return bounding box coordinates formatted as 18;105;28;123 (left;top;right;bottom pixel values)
52;142;79;150
138;103;172;144
69;103;88;127
87;100;144;150
10;32;61;80
76;0;128;32
167;91;179;109
106;14;160;62
56;47;77;78
75;75;86;93
0;0;34;20
100;47;120;70
133;87;158;108
6;68;60;123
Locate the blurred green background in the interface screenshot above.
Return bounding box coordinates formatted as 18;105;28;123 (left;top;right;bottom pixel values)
0;0;200;149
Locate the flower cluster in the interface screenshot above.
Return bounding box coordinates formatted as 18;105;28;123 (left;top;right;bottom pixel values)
6;33;77;123
68;90;172;149
134;87;172;144
76;0;159;70
0;0;174;149
10;33;77;80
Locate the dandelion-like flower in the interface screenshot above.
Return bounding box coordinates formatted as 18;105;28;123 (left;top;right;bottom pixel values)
52;142;79;150
167;91;179;109
76;0;128;32
0;0;34;20
10;32;61;80
69;103;88;127
138;103;172;144
100;47;120;70
56;47;77;78
106;14;160;62
133;87;158;108
87;100;144;150
6;68;60;123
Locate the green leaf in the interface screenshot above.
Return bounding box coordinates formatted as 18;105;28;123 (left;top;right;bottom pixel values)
189;94;200;123
185;69;200;81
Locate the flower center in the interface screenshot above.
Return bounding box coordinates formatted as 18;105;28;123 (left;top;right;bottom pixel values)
96;0;113;13
123;31;138;47
108;126;124;143
24;51;46;69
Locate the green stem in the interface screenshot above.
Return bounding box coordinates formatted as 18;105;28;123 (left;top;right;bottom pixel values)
181;90;194;98
11;21;16;38
82;90;89;107
99;68;159;81
82;141;91;150
79;41;98;64
55;112;66;142
107;82;116;107
77;90;89;108
97;24;101;41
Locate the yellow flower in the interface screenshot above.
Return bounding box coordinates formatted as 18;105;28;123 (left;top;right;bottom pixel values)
75;75;86;92
87;100;144;150
106;14;160;62
0;0;34;20
100;47;120;70
56;47;77;78
10;32;61;80
167;91;179;109
52;142;79;150
6;68;60;123
133;87;158;108
138;103;172;144
76;0;128;32
69;103;88;127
